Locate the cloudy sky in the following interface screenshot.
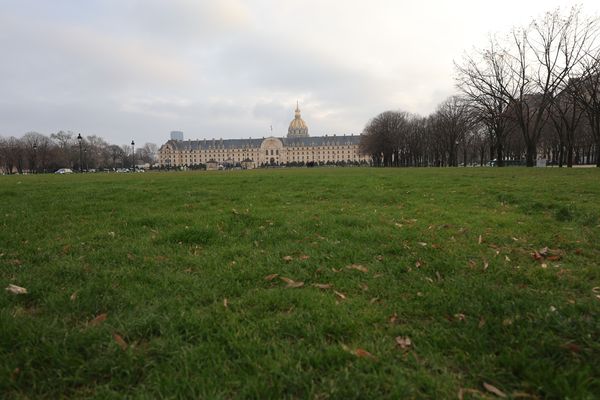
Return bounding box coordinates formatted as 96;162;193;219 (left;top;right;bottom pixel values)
1;0;599;145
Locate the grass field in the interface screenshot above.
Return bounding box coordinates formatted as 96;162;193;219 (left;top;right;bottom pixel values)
1;167;599;399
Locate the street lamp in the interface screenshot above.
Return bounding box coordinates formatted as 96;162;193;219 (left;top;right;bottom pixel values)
131;140;135;172
32;143;37;174
84;148;87;172
77;133;83;172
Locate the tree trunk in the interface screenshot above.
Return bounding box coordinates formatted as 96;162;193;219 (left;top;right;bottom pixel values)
496;144;504;167
525;142;536;167
558;144;564;168
567;143;574;168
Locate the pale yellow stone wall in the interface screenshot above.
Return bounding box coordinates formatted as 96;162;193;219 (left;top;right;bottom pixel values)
158;137;369;168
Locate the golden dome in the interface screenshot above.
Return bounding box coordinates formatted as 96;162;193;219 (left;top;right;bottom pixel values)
287;101;309;138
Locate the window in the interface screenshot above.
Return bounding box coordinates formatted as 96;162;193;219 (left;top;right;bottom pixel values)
266;150;268;156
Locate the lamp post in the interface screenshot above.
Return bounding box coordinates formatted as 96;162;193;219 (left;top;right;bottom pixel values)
77;133;83;172
131;140;135;172
84;148;87;172
32;143;37;174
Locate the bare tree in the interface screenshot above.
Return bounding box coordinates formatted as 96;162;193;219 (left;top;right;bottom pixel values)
571;49;600;166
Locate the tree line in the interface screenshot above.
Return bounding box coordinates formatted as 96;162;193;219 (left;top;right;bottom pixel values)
360;7;600;167
0;131;158;174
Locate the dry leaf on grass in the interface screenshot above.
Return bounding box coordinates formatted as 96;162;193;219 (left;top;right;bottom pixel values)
395;336;412;349
478;235;483;244
6;284;28;295
417;242;427;247
264;273;279;281
280;277;304;288
389;313;399;324
90;313;108;326
483;261;489;271
313;283;332;289
223;298;228;308
483;382;507;398
454;313;467;321
299;255;310;260
334;290;347;300
346;264;368;273
282;256;293;262
113;333;128;350
353;348;377;359
415;260;422;268
70;291;78;301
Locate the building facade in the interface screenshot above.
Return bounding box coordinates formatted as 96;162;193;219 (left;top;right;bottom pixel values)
158;105;369;168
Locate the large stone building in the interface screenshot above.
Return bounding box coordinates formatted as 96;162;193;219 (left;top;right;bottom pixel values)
158;104;368;168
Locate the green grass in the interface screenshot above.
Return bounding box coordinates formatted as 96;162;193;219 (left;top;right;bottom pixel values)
1;167;599;399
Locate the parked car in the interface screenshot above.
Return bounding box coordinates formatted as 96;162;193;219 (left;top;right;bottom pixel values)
55;168;73;174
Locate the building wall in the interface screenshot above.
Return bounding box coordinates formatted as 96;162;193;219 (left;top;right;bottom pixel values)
158;136;369;168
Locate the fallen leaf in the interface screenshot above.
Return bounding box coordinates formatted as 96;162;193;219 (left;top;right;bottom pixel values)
483;382;507;398
90;313;108;326
592;287;600;294
331;268;342;273
223;298;228;308
369;297;380;304
417;242;427;247
546;255;561;261
532;251;543;260
280;277;304;288
282;256;293;262
70;291;78;301
478;235;483;244
478;317;486;328
353;348;377;359
415;260;422;268
561;342;582;353
299;255;310;260
113;333;128;350
538;247;549;256
541;263;548;269
454;313;466;321
395;336;412;349
127;253;135;260
313;283;332;289
483;261;489;271
334;290;347;300
389;313;399;324
505;255;511;262
231;208;239;215
264;273;279;281
6;284;28;295
375;255;384;261
346;264;368;273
